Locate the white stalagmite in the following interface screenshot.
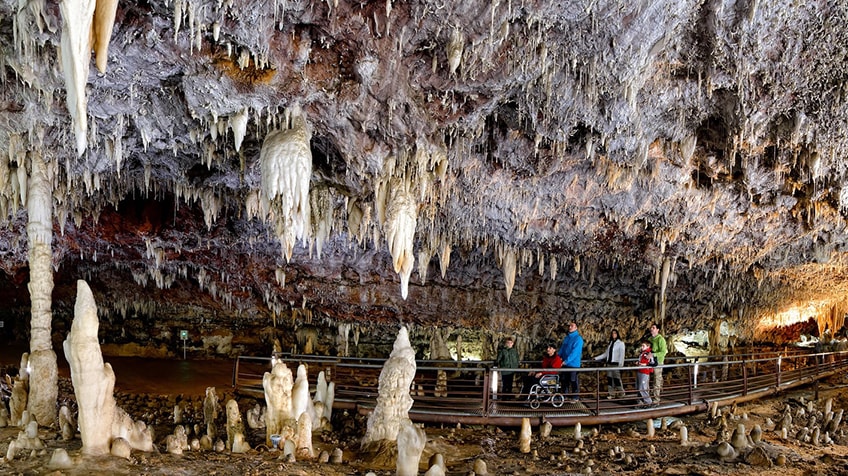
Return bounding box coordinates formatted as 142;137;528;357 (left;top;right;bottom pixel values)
62;280;117;455
26;152;57;427
263;361;295;447
292;364;316;424
397;419;426;476
519;417;531;453
385;178;417;299
362;326;416;445
59;0;96;156
260;105;312;262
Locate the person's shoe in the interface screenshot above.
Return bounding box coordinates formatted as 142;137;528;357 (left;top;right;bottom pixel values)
606;395;615;400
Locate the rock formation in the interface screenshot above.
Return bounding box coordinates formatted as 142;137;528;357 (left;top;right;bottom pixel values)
3;1;848;361
62;280;152;455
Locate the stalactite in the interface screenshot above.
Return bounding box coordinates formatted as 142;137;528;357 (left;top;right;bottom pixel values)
385;177;417;299
59;0;96;156
260;105;312;262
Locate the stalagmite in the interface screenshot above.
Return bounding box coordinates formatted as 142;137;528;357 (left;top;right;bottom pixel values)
397;419;426;476
26;153;57;427
575;422;582;440
59;0;96;156
63;280;115;455
540;421;552;438
680;426;689;445
59;406;75;441
362;326;416;446
225;399;245;451
730;423;749;451
292;364;316;424
519;417;531;453
63;280;151;455
203;387;219;439
646;419;655;437
263;361;295;447
295;412;314;459
260;105;312;262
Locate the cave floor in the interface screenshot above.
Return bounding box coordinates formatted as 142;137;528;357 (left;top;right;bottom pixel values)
0;348;845;474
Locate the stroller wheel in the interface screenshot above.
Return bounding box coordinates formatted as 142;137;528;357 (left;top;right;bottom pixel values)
530;397;541;409
551;393;565;408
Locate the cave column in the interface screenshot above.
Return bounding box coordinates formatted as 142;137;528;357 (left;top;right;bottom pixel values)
26;151;57;427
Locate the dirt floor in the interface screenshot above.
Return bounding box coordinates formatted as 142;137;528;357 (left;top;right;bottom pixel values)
0;374;846;475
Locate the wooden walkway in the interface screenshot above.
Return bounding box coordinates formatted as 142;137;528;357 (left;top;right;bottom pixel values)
233;348;848;426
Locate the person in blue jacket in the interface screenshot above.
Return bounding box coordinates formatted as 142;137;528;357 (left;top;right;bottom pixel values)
558;321;584;402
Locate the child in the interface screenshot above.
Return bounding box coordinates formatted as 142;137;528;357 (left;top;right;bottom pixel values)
636;339;655;408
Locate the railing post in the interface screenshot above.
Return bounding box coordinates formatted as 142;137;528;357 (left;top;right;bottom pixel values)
482;369;491;417
742;356;748;396
776;355;781;389
687;363;693;405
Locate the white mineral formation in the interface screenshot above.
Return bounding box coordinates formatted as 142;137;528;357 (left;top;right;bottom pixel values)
314;371;328;405
540;421;552;439
246;403;265;429
295;411;314;460
717;441;737;461
259;105;312;262
48;448;74;469
396;419;426;476
110;437;132;459
63;280;153;454
292;364;316;423
203;387;219;439
263;361;295;447
680;426;689;445
384;177;417;299
59;405;75;441
647;418;655;437
362;326;416;445
59;0;95;156
730;423;750;451
63;280;117;455
9;377;27;426
575;422;583;440
519;417;531;453
225;399;245;451
26;153;58;427
473;458;489;475
232;433;251;453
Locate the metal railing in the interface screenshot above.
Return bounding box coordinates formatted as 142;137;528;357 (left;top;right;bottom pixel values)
233;348;848;426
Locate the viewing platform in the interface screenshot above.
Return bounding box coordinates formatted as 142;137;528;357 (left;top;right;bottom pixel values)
233;347;848;427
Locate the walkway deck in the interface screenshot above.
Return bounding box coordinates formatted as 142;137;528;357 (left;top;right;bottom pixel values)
233;348;848;426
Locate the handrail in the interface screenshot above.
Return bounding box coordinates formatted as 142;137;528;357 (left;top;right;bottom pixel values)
233;348;848;426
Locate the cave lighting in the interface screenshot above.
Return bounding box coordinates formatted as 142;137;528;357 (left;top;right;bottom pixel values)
756;300;830;330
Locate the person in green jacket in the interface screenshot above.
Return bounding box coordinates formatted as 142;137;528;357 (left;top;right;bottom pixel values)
648;323;668;404
495;336;520;399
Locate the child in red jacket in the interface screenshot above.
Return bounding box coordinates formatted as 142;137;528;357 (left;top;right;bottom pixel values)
636;340;655;408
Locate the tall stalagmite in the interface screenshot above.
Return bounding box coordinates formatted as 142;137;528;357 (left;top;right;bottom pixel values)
26;153;57;427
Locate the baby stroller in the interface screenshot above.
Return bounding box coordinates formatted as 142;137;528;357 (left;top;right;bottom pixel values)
527;374;565;409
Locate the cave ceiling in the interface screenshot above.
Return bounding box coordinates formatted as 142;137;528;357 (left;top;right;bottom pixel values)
2;0;848;345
